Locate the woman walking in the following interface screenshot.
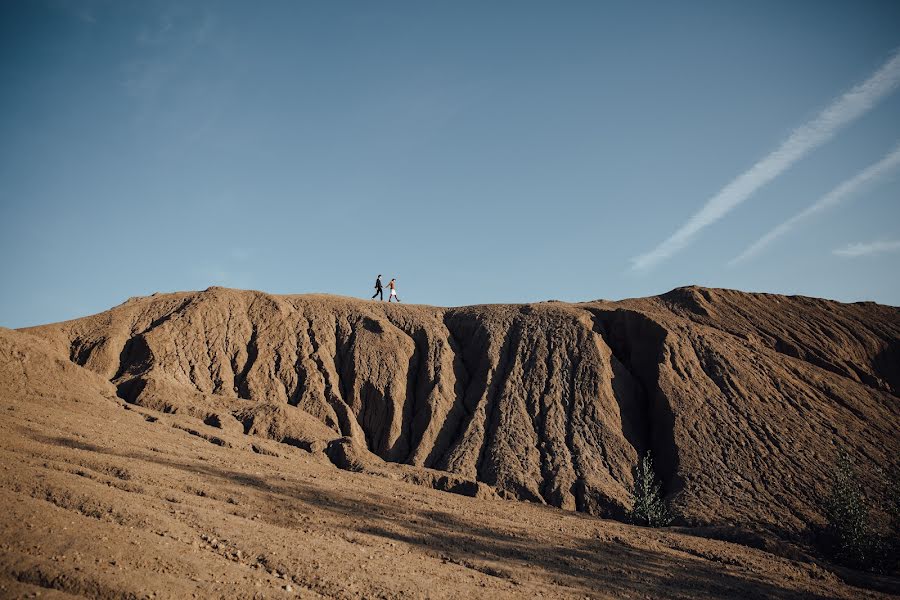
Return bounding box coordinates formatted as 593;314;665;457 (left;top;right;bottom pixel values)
388;278;401;302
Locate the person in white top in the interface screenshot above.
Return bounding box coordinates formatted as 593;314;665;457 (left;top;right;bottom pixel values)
387;278;401;302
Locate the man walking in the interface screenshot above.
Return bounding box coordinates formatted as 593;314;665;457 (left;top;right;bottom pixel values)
372;274;384;301
388;278;401;302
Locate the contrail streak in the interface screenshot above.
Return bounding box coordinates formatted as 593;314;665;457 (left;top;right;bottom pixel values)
833;239;900;258
729;143;900;265
631;49;900;271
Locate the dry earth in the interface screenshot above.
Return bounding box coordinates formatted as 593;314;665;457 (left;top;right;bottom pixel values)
1;286;898;598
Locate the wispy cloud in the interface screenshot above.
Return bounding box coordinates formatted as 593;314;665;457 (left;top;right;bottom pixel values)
833;239;900;258
122;60;173;100
76;8;97;24
136;17;174;47
729;143;900;265
122;8;219;131
136;9;214;48
631;49;900;271
123;9;216;96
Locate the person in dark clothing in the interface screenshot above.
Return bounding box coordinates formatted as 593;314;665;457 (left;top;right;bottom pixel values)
372;274;384;301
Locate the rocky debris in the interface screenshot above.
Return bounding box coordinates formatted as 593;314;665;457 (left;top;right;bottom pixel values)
324;436;374;472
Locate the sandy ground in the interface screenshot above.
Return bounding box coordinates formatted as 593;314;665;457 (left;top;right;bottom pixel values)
0;363;891;599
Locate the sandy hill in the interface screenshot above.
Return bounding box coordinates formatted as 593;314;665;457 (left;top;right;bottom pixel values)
1;286;898;598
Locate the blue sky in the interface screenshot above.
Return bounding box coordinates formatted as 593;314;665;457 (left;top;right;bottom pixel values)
2;1;900;327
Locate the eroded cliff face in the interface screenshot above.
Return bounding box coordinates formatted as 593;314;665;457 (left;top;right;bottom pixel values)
24;286;900;534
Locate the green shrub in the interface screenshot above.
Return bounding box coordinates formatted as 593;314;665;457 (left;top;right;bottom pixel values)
822;451;897;572
824;451;873;567
629;451;673;527
878;464;900;572
885;466;900;531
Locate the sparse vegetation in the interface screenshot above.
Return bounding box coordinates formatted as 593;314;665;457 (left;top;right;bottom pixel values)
823;451;874;567
629;451;673;527
878;463;900;573
885;465;900;532
822;451;897;572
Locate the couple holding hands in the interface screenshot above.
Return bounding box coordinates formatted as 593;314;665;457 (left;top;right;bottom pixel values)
371;274;400;302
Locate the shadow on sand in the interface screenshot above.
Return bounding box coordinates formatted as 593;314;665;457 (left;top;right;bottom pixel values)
38;433;860;599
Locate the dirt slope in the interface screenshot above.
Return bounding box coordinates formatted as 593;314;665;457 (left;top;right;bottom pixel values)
17;286;899;538
1;323;894;599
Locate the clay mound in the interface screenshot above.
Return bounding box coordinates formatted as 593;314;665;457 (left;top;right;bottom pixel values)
235;402;336;452
0;326;117;402
655;286;899;394
3;324;885;598
20;286;900;541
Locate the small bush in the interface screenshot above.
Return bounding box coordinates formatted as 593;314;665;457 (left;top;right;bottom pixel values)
885;466;900;531
824;452;873;567
822;451;895;572
877;464;900;573
629;451;673;527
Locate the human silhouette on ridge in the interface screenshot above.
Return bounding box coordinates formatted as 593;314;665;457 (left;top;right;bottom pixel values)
372;274;383;301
